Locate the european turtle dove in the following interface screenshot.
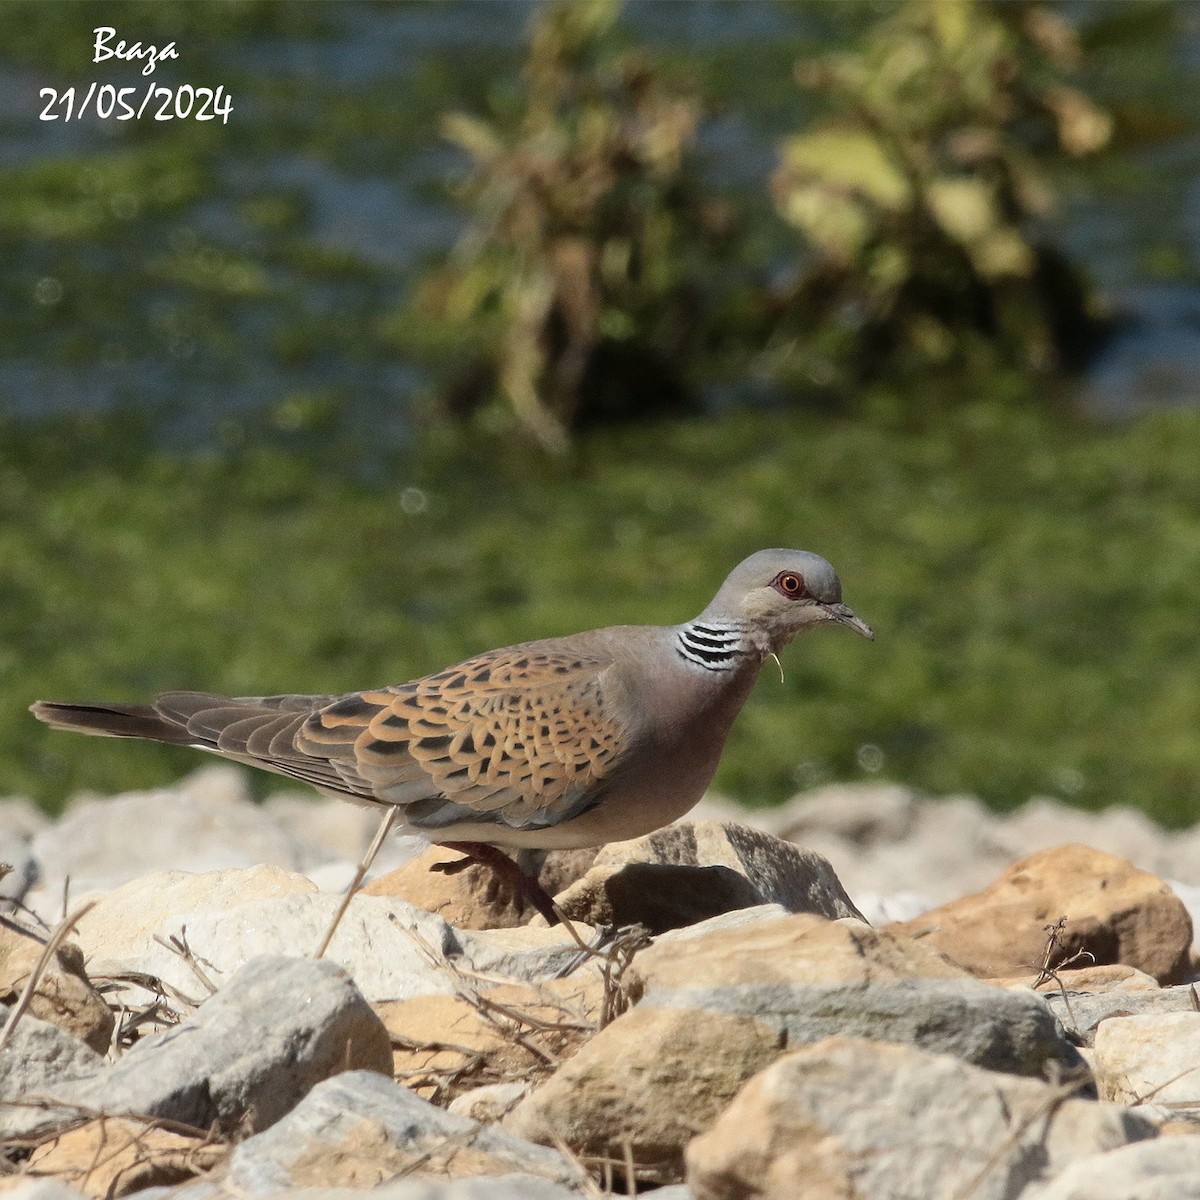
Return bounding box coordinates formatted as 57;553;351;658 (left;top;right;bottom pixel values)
31;549;872;921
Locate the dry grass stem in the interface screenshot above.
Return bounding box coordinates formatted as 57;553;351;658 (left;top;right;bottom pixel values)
622;1137;637;1196
951;1068;1094;1200
151;928;220;998
1;901;51;939
548;922;650;1027
314;805;397;959
0;898;97;1054
1031;917;1095;1035
1;1097;222;1151
388;916;604;1102
389;1125;484;1181
548;1134;609;1199
1122;1061;1200;1109
10;1107;225;1197
93;968;196;1045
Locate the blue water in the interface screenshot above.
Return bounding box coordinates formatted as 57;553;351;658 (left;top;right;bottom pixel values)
1;0;1198;442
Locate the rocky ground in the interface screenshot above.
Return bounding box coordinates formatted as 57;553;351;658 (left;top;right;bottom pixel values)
4;766;1200;1199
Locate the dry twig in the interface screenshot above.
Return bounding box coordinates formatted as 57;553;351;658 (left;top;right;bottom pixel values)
0;899;97;1054
951;1068;1094;1200
1030;917;1095;1036
388;916;604;1102
151;927;220;999
314;806;397;959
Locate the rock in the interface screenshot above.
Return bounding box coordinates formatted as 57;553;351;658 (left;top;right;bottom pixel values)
24;1118;224;1198
366;847;598;930
0;1012;107;1141
1166;878;1200;960
370;1181;583;1200
1094;1011;1200;1118
1019;964;1162;994
650;904;792;944
996;798;1184;883
447;1082;532;1123
378;974;602;1103
75;956;391;1135
550;821;863;933
773;788;1010;906
553;864;765;934
70;865;317;1005
854;890;935;925
506;915;1080;1182
0;797;50;908
158;1172;581;1200
1042;983;1200;1047
894;844;1193;985
1027;1136;1200;1199
69;868;590;1008
768;781;920;845
506;1004;781;1185
215;1069;580;1192
0;842;39;907
685;1037;1156;1200
27;768;312;908
0;796;51;840
365;847;528;929
634;913;1079;1077
0;934;113;1053
769;787;1200;918
0;1182;92;1200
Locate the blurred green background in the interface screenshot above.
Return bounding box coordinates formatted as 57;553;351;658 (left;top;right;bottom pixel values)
4;0;1200;824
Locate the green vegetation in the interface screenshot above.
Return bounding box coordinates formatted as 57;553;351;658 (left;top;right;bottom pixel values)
401;0;734;450
8;400;1200;825
404;0;1119;440
768;0;1112;389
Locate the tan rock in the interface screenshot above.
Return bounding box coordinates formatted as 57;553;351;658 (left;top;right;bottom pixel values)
1032;1136;1200;1200
686;1037;1155;1200
894;844;1193;984
376;974;603;1103
505;1004;783;1184
506;914;1078;1184
1094;1011;1200;1116
769;781;920;844
365;846;528;928
633;912;966;993
72;864;317;964
23;1119;224;1198
365;846;597;930
551;820;863;933
995;963;1161;994
0;934;113;1054
447;1081;531;1123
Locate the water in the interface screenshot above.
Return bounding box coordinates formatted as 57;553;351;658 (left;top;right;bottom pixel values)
0;0;1197;444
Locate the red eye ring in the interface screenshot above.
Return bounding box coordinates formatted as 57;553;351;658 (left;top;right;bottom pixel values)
772;571;809;599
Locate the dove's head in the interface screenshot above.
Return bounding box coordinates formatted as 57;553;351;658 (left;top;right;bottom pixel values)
701;548;874;653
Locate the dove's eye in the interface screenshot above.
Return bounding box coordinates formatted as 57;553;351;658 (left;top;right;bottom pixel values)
772;572;810;599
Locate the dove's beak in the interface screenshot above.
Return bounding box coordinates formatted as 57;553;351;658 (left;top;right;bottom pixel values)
823;603;874;640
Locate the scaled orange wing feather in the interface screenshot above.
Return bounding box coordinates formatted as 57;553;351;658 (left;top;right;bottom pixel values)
295;645;628;829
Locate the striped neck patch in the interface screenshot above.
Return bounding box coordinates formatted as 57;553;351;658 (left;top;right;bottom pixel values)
674;620;752;672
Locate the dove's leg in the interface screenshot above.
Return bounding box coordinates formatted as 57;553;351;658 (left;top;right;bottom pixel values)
432;841;560;925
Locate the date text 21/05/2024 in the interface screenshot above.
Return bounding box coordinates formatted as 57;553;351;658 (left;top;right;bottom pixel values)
39;27;232;124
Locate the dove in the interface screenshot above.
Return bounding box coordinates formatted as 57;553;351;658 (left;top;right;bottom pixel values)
32;548;871;922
